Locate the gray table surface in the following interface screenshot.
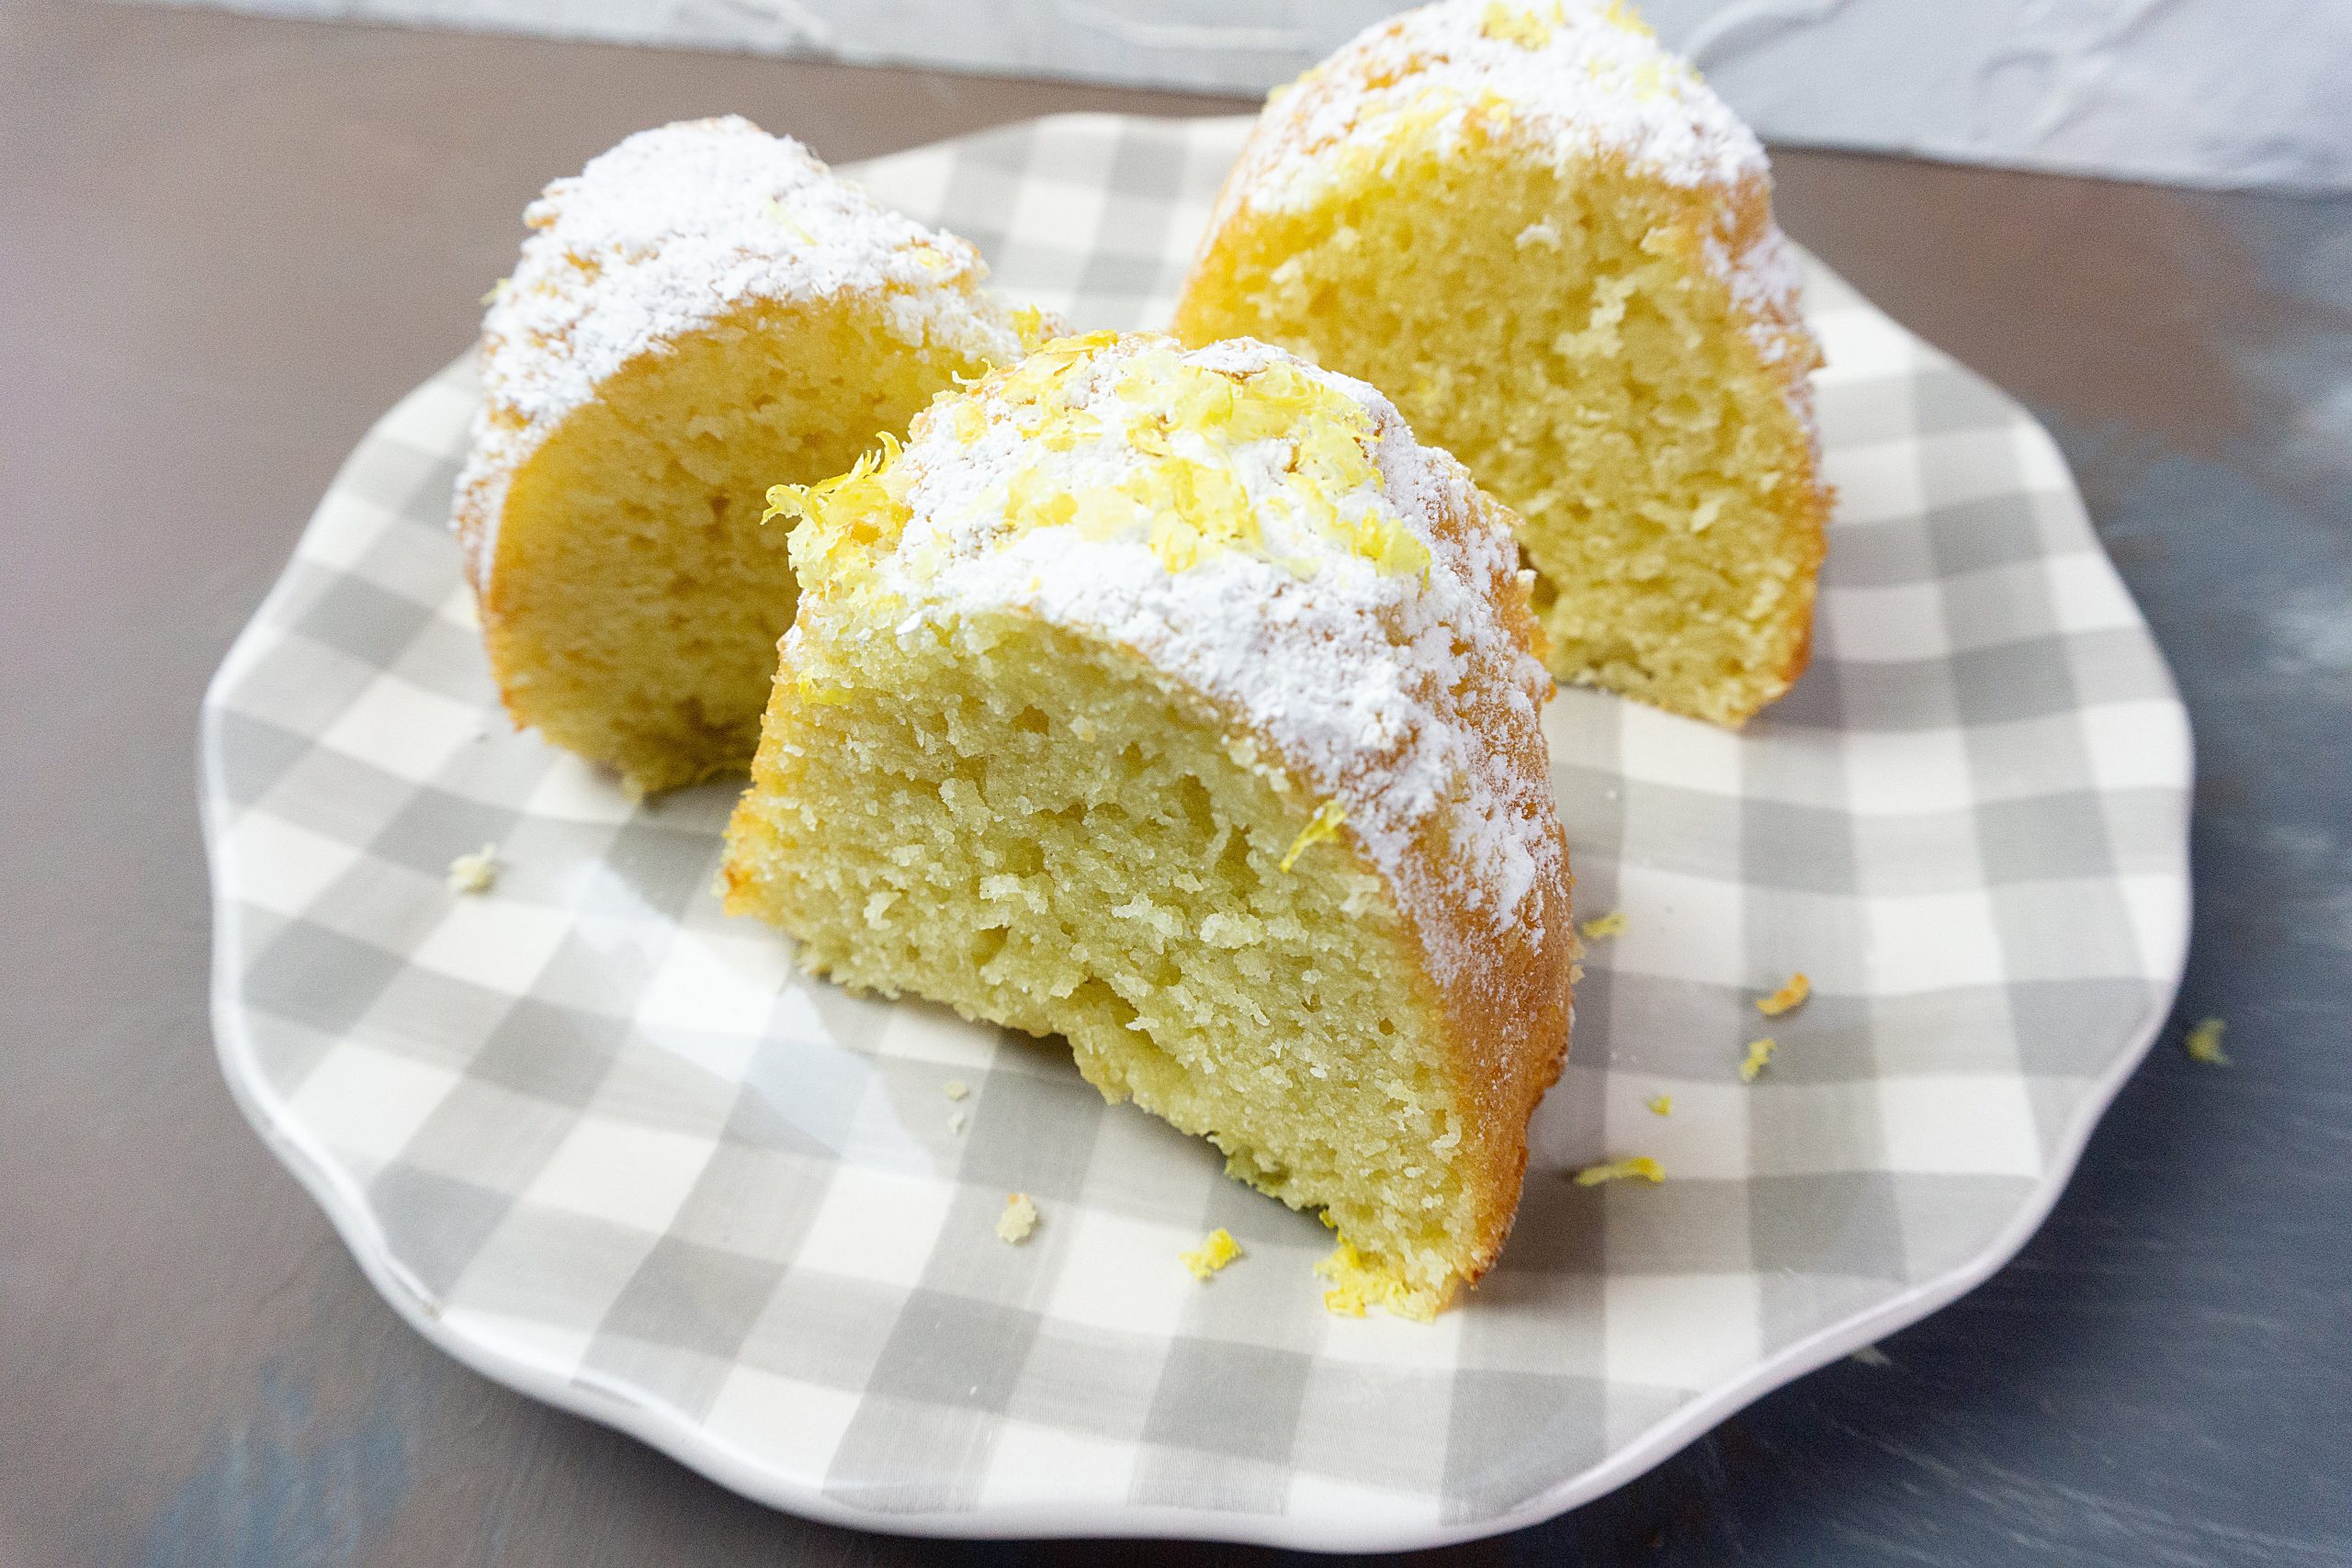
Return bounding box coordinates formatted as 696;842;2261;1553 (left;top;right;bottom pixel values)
4;2;2347;1562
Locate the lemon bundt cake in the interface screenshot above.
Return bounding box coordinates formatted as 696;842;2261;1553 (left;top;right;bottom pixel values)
1171;0;1828;728
453;117;1034;792
721;333;1575;1316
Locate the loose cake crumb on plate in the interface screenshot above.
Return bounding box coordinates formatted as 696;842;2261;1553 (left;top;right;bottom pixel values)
996;1192;1038;1244
1579;910;1628;940
1740;1037;1777;1082
447;844;501;895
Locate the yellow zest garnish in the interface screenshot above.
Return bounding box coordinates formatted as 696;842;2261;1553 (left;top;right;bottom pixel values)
1123;457;1256;572
1601;0;1656;39
1072;487;1143;541
763;484;811;525
2184;1017;2231;1066
1333;507;1432;579
1295;414;1376;496
1180;1228;1241;1280
1039;407;1102;452
794;672;852;707
1148;513;1202;573
1280;798;1348;872
1740;1037;1777;1083
950;400;988;444
1579;910;1628;940
1314;1239;1438;1322
1012;303;1054;353
1005;465;1079;533
479;276;509;307
767;433;911;589
994;329;1119;409
1756;972;1811;1017
1117;352;1238;431
1572;1156;1664;1187
908;242;951;271
761;197;815;244
1479;2;1553;49
1645;1094;1672;1117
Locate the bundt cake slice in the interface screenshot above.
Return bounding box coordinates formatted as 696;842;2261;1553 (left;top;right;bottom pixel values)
454;117;1035;793
721;333;1575;1317
1171;0;1829;728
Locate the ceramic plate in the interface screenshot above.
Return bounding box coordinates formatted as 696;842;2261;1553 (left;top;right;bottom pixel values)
200;114;2192;1550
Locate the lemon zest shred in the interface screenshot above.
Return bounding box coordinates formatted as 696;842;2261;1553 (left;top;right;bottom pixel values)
1280;799;1348;872
1314;1239;1438;1322
1601;0;1656;39
1579;909;1629;940
760;197;815;244
1756;971;1811;1017
1180;1228;1241;1280
1573;1155;1664;1187
1740;1037;1777;1083
1645;1093;1672;1117
2185;1017;2232;1066
1011;303;1055;353
1478;2;1554;50
794;672;853;707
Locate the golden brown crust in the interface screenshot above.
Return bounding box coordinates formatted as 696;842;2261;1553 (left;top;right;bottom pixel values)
1288;479;1575;1299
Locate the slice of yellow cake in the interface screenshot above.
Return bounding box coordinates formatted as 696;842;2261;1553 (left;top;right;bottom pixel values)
453;117;1035;793
722;332;1575;1316
1171;0;1829;728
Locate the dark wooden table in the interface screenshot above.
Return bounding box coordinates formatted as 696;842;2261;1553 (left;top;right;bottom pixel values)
6;3;2347;1562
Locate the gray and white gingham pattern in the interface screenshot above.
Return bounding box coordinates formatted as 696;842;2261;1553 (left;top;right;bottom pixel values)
199;115;2192;1550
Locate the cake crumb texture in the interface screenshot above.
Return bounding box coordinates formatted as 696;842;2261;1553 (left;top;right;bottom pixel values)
453;117;1030;792
1172;0;1829;728
721;332;1574;1316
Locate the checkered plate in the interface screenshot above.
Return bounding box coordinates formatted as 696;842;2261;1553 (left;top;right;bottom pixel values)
199;114;2193;1550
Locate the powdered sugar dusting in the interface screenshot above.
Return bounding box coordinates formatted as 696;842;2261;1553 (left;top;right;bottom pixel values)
452;117;1025;587
1232;1;1766;211
819;334;1566;981
1215;0;1810;404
